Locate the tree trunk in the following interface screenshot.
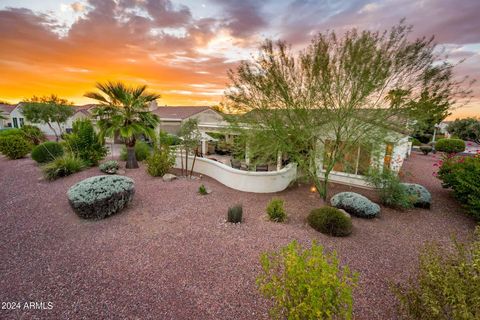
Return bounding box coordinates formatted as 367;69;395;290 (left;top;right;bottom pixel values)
184;147;189;177
125;146;139;169
180;148;184;175
190;147;198;177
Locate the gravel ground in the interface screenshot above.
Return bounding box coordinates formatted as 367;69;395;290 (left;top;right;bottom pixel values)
0;152;476;319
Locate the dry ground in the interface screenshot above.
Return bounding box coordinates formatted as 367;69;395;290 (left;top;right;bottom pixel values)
0;152;476;319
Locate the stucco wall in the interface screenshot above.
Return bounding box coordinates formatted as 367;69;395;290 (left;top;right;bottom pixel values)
174;154;297;193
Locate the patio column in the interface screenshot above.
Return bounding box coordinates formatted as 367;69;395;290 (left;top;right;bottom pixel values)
201;139;207;157
277;151;282;171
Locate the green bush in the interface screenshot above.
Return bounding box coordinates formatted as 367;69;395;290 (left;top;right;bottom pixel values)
31;141;64;163
158;130;181;146
146;146;175;177
20;125;46;145
410;137;421;146
0;135;31;159
435;138;465;154
63;119;107;166
308;207;353;237
257;241;358;320
227;204;242;223
330;192;380;218
120;141;151;161
266;198;287;222
419;145;432;155
42;153;86;180
366;169;414;209
0;128;22;137
67;175;135;219
99;160;119;174
198;184;208;195
392;227;480;320
438;156;480;220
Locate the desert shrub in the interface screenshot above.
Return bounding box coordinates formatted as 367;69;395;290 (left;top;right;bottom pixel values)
419;145;432;155
0;135;31;159
42;153;86;180
438;155;480;220
410;137;421;146
366;169;414;209
99;160;119;174
227;204;242;223
120;140;151;161
435;138;465;154
146;146;175;177
257;240;358;320
31;141;64;163
67;175;135;219
20;125;46;145
63;119;107;166
330;192;380;218
392;227;480;320
308;207;352;237
198;184;208;195
158;130;181;146
401;183;431;209
266;198;287;222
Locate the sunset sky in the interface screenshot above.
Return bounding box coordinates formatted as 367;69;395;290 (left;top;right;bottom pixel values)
1;0;479;119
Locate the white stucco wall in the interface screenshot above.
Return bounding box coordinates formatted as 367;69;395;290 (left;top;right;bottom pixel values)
175;154;297;193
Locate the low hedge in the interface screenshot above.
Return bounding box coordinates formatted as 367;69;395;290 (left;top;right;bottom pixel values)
435;138;465;154
308;207;352;237
31;141;64;163
67;175;135;219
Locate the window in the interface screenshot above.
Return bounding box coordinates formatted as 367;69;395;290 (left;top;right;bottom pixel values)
19;118;24;127
323;140;372;175
12;117;18;128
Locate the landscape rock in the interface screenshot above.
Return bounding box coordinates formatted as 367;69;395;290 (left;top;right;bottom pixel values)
162;173;177;182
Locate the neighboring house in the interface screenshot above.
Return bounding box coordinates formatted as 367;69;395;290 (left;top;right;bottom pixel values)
3;103;93;136
0;103;17;129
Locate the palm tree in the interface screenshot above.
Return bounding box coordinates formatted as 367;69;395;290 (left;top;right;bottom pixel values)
85;81;160;169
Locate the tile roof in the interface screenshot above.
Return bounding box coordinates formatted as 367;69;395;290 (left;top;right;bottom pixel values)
0;103;17;115
152;106;210;120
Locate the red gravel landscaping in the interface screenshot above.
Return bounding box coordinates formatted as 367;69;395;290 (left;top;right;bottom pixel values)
0;152;476;319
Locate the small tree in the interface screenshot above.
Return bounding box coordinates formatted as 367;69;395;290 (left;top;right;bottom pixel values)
179;118;201;177
447;118;480;143
22;95;75;141
85;81;160;169
226;21;472;200
63;118;107;166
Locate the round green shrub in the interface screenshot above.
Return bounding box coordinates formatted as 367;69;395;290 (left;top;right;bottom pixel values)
435;138;465;154
99;160;119;174
266;198;287;222
0;135;31;159
67;175;135;219
401;183;431;209
330;192;380;218
31;141;64;163
419;145;432;155
120;141;151;161
308;207;352;237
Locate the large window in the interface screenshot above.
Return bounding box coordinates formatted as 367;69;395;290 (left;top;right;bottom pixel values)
12;117;18;128
19;118;24;127
323;140;371;175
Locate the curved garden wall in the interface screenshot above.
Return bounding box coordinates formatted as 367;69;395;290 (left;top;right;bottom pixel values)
174;155;297;193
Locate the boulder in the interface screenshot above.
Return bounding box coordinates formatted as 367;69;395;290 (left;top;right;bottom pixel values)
67;175;135;219
162;173;177;182
401;183;431;209
330;192;380;218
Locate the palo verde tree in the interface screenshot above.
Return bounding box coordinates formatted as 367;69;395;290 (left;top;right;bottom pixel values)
85;81;160;169
226;21;472;200
447;117;480;143
178;118;201;177
22;95;75;141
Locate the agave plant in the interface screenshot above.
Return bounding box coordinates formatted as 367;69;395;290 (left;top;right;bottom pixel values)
85;81;160;169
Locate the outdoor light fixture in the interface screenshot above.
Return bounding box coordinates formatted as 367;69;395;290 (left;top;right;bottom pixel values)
310;186;317;193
